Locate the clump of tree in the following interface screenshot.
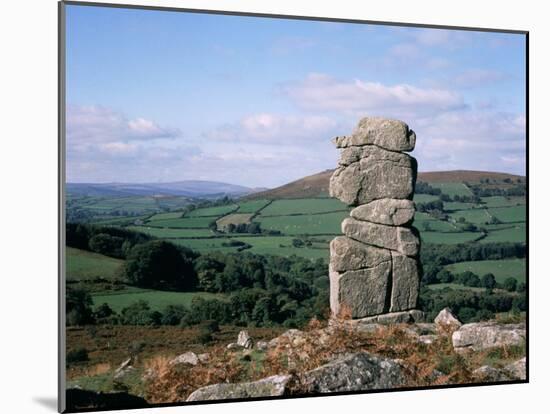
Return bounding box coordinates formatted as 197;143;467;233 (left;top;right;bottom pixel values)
415;182;442;195
123;240;198;290
66;223;152;259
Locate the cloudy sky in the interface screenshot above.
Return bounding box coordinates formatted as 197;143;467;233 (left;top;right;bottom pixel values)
65;4;526;188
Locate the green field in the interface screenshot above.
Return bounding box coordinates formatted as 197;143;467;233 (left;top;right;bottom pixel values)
216;213;254;230
92;289;227;312
431;182;473;197
186;204;238;217
236;199;271;213
449;208;492;225
67;247;124;281
488;205;526;223
414;194;440;203
480;224;526;243
147;211;184;221
238;236;329;260
445;258;526;283
257;211;348;235
414;212;458;232
147;216;214;228
443;201;476;211
126;226;215;238
481;196;516;207
260;198;348;216
421;231;483;244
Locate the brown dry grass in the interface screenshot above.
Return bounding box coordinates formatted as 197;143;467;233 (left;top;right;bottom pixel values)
71;317;525;404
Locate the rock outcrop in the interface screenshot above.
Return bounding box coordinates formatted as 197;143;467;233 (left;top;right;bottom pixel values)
186;375;291;401
298;352;406;393
186;351;405;401
452;321;526;352
329;117;421;320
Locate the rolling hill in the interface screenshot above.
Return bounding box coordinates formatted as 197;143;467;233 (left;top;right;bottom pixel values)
246;169;525;200
67;181;267;199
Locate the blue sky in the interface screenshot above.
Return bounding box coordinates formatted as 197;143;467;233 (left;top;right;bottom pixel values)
66;4;526;187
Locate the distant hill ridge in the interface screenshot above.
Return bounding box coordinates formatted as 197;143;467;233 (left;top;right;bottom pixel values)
67;181;267;199
245;169;525;200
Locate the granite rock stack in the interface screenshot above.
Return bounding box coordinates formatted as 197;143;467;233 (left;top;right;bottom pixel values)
329;117;422;321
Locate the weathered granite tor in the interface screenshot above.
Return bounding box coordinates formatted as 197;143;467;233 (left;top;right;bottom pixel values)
329;117;423;323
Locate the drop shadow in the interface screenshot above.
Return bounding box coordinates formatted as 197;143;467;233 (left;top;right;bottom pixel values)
33;396;57;412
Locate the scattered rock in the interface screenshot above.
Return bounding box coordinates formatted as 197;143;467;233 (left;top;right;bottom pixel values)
197;353;210;364
237;330;254;349
452;322;526;352
170;351;199;366
417;334;438;345
472;365;511;382
504;357;527;380
255;341;268;351
113;358;134;380
434;308;462;332
350;199;415;226
186;375;291;401
298;352;406;393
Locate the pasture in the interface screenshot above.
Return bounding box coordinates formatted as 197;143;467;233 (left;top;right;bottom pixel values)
147;217;213;228
186;204;238;217
431;182;473;197
66;248;124;281
260;198;348;216
488;205;526;223
257;211;347;235
444;258;526;283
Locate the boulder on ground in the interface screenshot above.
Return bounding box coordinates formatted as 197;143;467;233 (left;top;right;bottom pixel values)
113;358;134;380
169;351;199;366
434;308;462;332
472;365;511;382
186;375;291;401
237;330;254;349
452;322;526;352
298;352;406;393
342;218;420;256
333;117;416;152
350;199;415;226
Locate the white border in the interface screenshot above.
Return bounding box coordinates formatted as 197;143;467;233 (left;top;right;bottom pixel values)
1;1;546;413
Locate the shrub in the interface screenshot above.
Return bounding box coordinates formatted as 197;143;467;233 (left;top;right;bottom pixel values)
67;348;89;364
503;277;518;292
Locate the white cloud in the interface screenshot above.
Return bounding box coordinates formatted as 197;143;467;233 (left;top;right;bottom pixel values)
205;112;341;144
67;105;180;144
280;73;465;118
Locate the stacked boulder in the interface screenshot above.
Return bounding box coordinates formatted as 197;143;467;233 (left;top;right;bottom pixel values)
329;117;422;321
